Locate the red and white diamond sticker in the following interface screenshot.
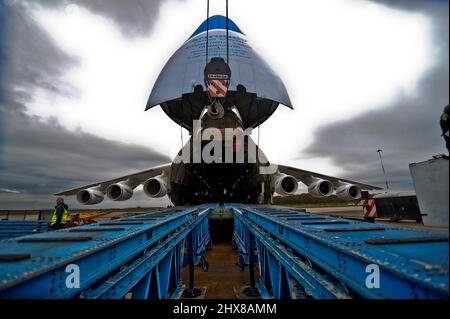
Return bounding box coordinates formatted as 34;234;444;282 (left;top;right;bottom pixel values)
207;79;229;98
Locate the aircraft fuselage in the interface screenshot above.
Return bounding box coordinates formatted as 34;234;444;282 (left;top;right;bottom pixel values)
168;110;274;205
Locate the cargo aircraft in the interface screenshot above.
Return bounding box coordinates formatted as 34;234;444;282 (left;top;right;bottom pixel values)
56;15;381;205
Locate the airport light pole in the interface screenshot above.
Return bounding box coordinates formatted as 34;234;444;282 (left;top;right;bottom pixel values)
376;149;390;189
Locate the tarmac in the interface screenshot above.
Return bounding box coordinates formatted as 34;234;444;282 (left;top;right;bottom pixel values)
303;206;449;232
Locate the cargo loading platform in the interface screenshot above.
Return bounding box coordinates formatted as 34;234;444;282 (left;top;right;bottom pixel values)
0;204;447;299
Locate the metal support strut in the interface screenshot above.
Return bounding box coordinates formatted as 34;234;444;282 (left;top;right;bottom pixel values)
242;230;260;297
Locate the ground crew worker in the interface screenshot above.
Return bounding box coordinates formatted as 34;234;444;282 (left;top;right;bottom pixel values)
51;197;69;230
440;105;450;152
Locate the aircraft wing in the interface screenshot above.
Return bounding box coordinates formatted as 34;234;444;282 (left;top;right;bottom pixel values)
54;163;172;196
277;164;383;190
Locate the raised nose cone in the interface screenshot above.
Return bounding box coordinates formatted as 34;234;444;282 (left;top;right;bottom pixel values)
146;15;292;132
189;15;244;39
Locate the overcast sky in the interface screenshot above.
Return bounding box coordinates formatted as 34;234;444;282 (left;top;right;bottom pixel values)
0;0;448;209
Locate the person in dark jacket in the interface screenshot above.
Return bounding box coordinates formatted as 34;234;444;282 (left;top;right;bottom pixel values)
440;104;450;152
51;197;69;230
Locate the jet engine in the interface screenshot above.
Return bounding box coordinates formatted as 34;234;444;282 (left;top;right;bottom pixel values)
308;179;334;197
336;184;362;200
274;174;298;196
106;181;133;201
144;175;168;198
76;187;104;205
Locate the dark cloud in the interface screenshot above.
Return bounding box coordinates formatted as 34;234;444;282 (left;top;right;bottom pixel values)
0;4;7;166
1;100;170;193
2;3;80;97
0;101;170;209
370;0;449;13
24;0;171;37
0;3;171;209
302;0;449;190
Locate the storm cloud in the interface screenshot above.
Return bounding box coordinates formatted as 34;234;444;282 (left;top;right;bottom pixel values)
0;100;170;205
302;0;449;190
0;2;171;209
19;0;171;37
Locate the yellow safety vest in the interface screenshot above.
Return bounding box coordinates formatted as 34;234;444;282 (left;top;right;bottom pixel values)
51;207;68;225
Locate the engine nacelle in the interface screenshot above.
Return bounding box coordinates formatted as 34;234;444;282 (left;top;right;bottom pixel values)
76;187;104;205
336;184;362;200
144;175;168;198
106;182;133;201
274;174;298;196
308;179;334;197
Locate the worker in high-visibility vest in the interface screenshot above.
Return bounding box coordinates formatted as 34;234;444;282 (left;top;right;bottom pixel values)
51;197;69;230
440;104;450;152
